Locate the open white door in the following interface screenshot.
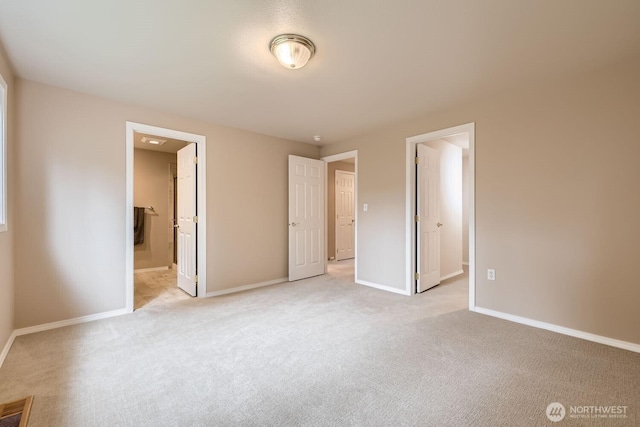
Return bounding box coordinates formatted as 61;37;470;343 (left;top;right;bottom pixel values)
289;155;325;281
335;170;355;260
417;144;441;292
177;143;197;296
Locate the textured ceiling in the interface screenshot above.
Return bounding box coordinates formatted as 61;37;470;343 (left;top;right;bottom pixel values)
0;0;638;145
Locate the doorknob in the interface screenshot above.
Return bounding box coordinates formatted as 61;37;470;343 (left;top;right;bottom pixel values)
437;222;443;227
289;222;298;227
174;224;180;228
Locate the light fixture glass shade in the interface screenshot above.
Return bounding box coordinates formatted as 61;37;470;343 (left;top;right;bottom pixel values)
270;34;316;70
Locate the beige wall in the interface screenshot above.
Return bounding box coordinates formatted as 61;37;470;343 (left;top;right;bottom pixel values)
321;58;640;345
327;161;355;259
0;46;14;349
424;139;462;278
462;155;469;264
134;148;177;270
14;79;319;328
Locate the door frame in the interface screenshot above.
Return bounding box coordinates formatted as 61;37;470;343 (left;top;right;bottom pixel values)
321;150;358;278
405;123;475;309
334;169;356;261
125;121;208;312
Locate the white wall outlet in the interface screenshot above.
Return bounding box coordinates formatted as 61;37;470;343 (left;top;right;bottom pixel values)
487;269;496;281
363;203;368;212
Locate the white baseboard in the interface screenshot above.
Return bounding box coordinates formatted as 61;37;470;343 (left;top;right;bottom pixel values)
134;266;169;273
0;308;129;368
441;269;464;282
462;262;469;266
206;277;288;298
13;308;130;337
0;331;16;368
356;279;411;296
473;306;640;354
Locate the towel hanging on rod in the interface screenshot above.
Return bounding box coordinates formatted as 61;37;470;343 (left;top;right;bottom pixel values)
133;207;145;245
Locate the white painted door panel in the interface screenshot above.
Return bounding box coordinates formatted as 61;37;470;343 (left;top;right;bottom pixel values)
417;144;441;292
177;143;197;296
289;155;325;281
335;170;355;260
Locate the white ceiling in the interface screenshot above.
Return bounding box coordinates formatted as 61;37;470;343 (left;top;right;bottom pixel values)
0;1;638;145
134;132;190;154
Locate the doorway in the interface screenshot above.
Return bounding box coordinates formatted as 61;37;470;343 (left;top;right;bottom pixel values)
126;122;207;313
132;135;189;308
406;123;475;309
322;151;358;282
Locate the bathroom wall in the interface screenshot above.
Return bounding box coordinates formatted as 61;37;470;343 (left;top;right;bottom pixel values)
134;148;177;270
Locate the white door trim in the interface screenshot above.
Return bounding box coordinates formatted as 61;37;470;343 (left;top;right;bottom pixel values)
321;150;358;280
126;121;207;312
405;123;475;309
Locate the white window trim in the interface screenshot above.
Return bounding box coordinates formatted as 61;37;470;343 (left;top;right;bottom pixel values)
0;72;7;232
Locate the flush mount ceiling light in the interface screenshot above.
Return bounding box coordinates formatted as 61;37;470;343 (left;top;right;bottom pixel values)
141;136;166;146
270;34;316;70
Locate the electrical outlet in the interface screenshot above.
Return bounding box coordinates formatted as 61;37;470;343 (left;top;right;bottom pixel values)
487;269;496;281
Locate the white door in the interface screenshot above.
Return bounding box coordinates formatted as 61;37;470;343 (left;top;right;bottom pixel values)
177;143;197;296
335;170;355;260
417;144;441;292
288;155;325;281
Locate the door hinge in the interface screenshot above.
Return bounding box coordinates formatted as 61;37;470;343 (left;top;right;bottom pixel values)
193;216;198;223
194;275;198;283
415;215;420;222
193;156;198;164
415;157;420;164
415;272;420;280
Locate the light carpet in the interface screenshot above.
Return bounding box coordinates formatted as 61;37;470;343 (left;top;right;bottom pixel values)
1;263;639;426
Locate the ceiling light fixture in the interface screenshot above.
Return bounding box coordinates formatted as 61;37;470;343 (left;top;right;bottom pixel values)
313;135;321;142
141;136;167;146
270;34;316;70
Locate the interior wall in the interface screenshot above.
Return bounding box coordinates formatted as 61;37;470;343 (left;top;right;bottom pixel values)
0;46;14;349
462;154;469;264
134;148;177;270
327;160;355;259
321;58;640;345
424;139;462;279
14;79;320;328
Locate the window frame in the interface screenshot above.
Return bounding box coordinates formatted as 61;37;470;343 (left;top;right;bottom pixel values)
0;72;6;232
